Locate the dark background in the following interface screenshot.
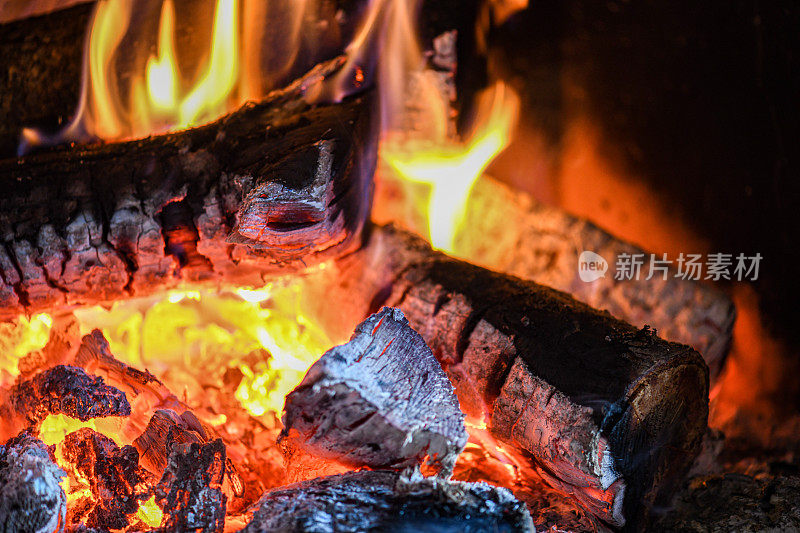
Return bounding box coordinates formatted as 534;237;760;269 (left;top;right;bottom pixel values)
479;0;799;359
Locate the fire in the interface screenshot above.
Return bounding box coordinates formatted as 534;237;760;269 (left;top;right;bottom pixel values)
137;495;164;528
72;283;333;420
125;0;240;137
0;313;52;386
382;82;519;252
22;0;274;145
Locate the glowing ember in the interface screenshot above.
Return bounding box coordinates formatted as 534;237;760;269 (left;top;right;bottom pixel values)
72;283;333;420
137;495;164;528
0;312;52;383
39;414;123;447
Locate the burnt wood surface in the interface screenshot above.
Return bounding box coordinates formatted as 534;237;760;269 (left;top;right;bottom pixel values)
304;224;710;530
241;469;534;533
0;432;67;533
61;428;148;530
374;174;736;379
280;307;467;481
154;438;228;533
0;364;130;440
0;59;377;319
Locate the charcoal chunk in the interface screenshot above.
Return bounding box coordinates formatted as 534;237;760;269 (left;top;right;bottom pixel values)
240;469;534;533
61;428;144;530
7;364;131;425
281;307;467;479
155;438;228;533
0;432;67;533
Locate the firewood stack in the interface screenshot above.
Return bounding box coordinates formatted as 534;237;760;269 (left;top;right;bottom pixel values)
0;1;720;532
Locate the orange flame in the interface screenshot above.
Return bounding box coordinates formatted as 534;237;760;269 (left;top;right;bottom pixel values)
23;0;322;146
383;82;519;252
127;0;240;137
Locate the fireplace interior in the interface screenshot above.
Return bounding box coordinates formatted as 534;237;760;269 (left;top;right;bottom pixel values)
0;1;798;532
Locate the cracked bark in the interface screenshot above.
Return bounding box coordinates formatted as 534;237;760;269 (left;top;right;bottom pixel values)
304;224;709;530
0;59;377;319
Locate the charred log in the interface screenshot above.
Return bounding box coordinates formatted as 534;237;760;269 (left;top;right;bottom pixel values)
0;364;130;437
241;469;533;533
61;428;148;530
308;224;710;529
280;307;467;480
374;172;736;378
154;438;228;533
0;58;377;318
0;432;67;533
134;409;208;477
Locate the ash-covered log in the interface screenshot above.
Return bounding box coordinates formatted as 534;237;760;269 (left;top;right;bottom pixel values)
61;428;148;530
0;432;67;533
306;224;709;529
154;438;228;533
280;307;467;480
241;469;533;533
0;364;130;440
0;58;377;319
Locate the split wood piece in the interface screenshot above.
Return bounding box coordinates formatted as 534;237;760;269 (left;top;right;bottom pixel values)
240;469;533;533
134;409;243;499
373;173;736;379
280;307;467;481
0;432;67;533
74;329;179;412
0;57;377;319
61;427;150;530
73;331;243;497
306;224;709;530
155;438;228;533
0;364;130;440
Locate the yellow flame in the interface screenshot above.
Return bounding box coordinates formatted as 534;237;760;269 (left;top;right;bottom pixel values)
145;0;179;113
0;312;52;383
88;0;133;139
59;0;243;141
177;0;240;128
383;82;519;252
137;495;164;528
73;283;332;419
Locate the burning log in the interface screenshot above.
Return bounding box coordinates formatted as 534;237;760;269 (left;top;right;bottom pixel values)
308;224;709;529
240;469;534;532
0;58;377;319
134;409;209;476
0;364;130;439
280;307;468;480
0;432;67;533
61;428;148;530
154;438;228;533
374;173;736;378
